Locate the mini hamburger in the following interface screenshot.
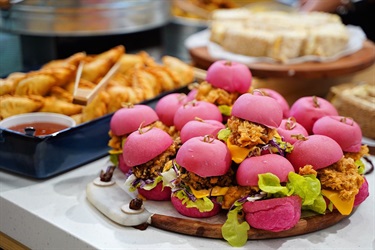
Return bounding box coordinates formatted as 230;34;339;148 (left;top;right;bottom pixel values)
218;93;285;164
108;104;159;174
171;135;233;218
286;134;368;215
123;126;180;201
194;60;252;118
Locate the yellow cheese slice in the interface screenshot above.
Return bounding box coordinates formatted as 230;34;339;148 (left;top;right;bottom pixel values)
190;185;229;199
227;139;251;164
321;189;355;215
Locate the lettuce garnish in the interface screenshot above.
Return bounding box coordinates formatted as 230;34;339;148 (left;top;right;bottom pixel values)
286;172;326;214
222;202;250;247
258;173;289;197
218;105;232;117
175;190;215;212
217;127;231;142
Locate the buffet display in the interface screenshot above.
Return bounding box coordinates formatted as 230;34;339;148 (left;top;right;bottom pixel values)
87;60;372;247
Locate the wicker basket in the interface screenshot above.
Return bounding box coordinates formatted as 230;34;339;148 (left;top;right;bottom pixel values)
328;82;375;139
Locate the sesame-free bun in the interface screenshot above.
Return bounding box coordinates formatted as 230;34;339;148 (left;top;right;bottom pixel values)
312;116;362;153
122;127;173;167
180;119;225;143
287;134;343;171
205;60;252;94
170;194;221;218
243;196;302;232
175;136;231;177
231;93;283;128
138;182;171;201
173;101;223;131
110;104;159;136
236;154;295;186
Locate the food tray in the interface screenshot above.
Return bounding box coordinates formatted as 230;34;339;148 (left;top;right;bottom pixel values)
0;86;189;179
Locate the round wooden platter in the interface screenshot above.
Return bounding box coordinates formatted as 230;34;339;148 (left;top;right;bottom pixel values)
150;210;348;240
87;173;350;241
188;40;375;79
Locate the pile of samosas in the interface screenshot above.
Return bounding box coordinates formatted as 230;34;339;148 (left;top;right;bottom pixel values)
0;45;195;124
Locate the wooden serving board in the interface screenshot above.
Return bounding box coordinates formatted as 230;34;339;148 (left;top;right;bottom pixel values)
87;171;350;241
189;40;375;79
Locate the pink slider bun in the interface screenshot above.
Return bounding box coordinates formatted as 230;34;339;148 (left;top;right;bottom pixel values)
138;182;172;201
180;119;225;143
312;116;362;153
354;177;369;207
170;195;221;218
236;154;295;186
243;196;302;232
173;100;223;131
277;117;308;144
110;104;159;136
231;93;283;128
287;134;343;172
122;127;173;167
205;60;252;94
176;136;232;177
253;88;290;118
155;93;187;126
289;96;338;134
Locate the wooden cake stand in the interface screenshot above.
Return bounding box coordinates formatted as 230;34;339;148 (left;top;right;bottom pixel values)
189;41;375;104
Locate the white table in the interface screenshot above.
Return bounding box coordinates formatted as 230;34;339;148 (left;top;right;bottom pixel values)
1;155;374;250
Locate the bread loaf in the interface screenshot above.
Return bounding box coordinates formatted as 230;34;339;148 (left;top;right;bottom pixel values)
328;82;375;139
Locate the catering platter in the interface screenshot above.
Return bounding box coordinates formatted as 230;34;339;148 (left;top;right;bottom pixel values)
86;167;350;241
188;40;375;79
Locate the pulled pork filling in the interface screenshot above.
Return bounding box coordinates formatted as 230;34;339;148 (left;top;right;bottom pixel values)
195;81;240;106
132;138;181;180
176;167;234;191
318;157;364;201
227;116;276;149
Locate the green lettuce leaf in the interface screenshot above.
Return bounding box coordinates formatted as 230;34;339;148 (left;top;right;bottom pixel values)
286;172;326;213
218;105;232;116
356;159;365;175
258;173;289;197
217;127;231;142
222;204;250;247
175;190;214;212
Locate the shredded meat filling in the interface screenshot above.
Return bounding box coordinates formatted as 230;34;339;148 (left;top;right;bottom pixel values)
317;157;364;201
132;138;181;180
177;167;234;191
195;81;240;106
227;116;276;148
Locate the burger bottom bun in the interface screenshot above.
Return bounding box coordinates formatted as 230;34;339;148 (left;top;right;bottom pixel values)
170;195;221;218
243;196;301;232
354;177;369;207
137;183;171;201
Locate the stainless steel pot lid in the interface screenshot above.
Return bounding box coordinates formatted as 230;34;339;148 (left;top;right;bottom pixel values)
0;0;171;36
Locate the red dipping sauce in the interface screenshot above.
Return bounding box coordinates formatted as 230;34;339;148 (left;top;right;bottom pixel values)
9;122;69;136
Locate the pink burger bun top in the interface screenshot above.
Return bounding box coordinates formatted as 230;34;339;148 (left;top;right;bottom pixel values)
236;154;295;186
205;60;252;94
287;134;343;171
253;88;290;118
277;117;308;144
312;116;362;153
155;93;187;126
173;101;223;131
122;127;173;167
110;104;159;136
231;93;283;128
180;119;225;143
176;136;231;177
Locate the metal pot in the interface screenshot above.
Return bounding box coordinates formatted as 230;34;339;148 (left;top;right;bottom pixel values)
0;0;170;36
